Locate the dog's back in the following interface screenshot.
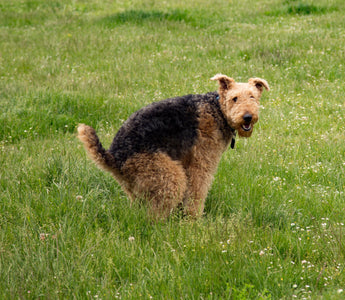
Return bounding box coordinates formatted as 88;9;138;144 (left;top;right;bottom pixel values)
109;94;200;170
108;92;232;170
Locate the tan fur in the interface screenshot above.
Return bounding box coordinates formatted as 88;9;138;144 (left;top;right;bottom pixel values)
121;152;187;220
77;124;114;172
182;106;229;217
211;74;269;138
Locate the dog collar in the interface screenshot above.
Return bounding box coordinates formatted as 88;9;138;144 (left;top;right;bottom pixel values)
215;95;236;149
230;132;236;149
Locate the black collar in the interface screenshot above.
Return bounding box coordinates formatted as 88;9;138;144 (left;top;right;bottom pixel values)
215;94;236;149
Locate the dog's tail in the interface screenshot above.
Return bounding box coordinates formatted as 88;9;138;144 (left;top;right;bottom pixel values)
77;124;116;172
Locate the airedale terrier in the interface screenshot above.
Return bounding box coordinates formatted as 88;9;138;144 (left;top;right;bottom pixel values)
78;74;269;219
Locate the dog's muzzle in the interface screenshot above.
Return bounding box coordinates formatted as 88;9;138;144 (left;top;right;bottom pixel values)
242;113;253;131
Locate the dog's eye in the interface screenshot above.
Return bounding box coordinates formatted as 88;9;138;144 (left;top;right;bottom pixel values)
232;97;238;102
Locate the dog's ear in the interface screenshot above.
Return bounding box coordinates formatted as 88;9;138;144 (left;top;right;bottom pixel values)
211;74;235;94
248;78;270;92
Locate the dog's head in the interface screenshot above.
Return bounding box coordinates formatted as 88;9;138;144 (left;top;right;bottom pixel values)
211;74;269;138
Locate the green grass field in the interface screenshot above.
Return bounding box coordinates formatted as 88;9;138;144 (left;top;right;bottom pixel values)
1;0;345;298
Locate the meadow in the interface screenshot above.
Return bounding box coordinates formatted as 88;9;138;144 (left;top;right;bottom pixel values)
1;0;345;298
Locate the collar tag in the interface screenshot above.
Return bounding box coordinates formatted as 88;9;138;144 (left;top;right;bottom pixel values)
230;131;236;149
231;136;236;149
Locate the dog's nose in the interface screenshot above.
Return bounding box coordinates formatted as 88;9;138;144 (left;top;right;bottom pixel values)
243;113;252;124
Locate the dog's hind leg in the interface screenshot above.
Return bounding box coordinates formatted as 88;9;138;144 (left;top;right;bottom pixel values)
121;152;187;220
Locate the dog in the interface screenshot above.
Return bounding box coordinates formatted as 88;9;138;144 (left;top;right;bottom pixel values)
78;74;269;220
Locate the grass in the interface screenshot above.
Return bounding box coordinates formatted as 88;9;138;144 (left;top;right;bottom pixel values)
1;0;345;298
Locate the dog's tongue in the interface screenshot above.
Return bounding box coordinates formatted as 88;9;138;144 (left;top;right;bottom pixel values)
243;124;251;130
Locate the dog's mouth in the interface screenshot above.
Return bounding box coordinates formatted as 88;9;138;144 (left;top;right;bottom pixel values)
241;123;252;132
